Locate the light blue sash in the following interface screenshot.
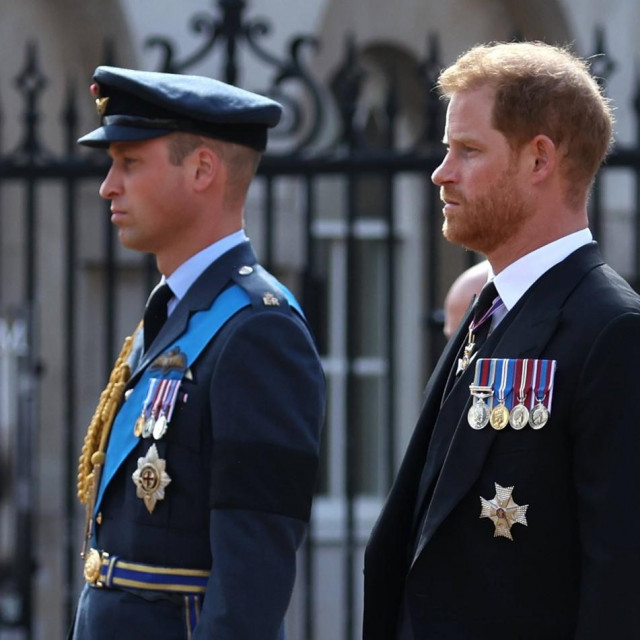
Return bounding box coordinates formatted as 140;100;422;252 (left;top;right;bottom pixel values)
95;282;302;514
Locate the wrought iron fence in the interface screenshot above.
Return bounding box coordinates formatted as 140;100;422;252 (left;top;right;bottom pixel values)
0;2;639;639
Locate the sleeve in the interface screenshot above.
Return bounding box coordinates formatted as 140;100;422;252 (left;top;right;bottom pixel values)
194;309;325;640
572;312;640;638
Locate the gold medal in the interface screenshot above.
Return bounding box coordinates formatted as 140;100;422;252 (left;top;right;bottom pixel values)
490;403;509;430
133;414;145;438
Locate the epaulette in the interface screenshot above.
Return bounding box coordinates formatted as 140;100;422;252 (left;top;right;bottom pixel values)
231;263;292;312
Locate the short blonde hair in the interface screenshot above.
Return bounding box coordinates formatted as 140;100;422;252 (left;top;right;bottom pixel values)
438;42;614;206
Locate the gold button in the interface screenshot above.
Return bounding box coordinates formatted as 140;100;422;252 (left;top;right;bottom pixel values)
96;512;103;525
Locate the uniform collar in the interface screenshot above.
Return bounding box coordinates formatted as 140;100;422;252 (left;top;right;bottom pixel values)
161;229;248;314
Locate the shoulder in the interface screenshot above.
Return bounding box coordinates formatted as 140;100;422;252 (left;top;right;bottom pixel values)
568;262;640;323
230;263;303;318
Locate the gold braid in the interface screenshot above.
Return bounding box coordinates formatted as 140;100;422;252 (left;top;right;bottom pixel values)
77;323;141;507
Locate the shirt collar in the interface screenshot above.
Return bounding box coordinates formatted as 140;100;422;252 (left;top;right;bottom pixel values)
161;229;248;313
491;228;593;312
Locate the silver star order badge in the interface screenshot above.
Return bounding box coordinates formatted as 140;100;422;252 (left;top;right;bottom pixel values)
132;443;171;514
479;483;528;541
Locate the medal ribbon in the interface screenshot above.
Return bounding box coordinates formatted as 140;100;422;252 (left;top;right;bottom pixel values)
516;359;531;405
142;378;160;420
472;358;493;387
164;379;182;422
493;359;509;406
468;296;505;334
154;379;170;418
502;359;516;409
531;359;557;410
487;359;498;408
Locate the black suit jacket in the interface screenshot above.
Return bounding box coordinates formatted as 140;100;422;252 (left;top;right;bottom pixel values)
364;243;640;639
73;241;325;640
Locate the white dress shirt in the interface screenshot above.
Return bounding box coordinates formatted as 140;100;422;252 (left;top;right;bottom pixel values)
489;228;593;327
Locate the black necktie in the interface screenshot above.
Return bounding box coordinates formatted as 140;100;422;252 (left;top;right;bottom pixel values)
469;281;500;349
143;283;173;352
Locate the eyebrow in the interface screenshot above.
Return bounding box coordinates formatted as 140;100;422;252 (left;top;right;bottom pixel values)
446;133;484;146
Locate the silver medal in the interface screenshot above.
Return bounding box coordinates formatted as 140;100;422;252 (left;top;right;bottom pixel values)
467;399;490;430
529;402;549;429
143;416;155;439
509;403;529;430
153;415;168;440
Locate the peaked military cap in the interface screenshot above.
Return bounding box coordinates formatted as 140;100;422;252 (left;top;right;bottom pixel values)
77;66;282;151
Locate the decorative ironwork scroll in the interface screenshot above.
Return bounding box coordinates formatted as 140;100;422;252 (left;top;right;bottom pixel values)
145;0;325;153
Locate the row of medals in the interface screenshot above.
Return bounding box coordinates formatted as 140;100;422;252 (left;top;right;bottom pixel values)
134;410;170;440
132;378;182;441
467;385;549;431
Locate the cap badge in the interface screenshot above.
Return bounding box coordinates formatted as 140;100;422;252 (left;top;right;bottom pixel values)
90;82;109;118
479;483;528;541
96;97;109;118
132;444;171;514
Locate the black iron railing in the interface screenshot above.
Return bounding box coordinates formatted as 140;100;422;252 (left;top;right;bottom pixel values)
0;3;638;639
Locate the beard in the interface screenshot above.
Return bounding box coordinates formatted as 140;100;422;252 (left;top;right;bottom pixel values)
441;167;533;255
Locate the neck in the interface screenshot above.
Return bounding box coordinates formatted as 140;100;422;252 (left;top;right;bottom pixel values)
488;210;587;275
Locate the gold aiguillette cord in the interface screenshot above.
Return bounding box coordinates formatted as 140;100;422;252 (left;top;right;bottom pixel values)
77;323;141;559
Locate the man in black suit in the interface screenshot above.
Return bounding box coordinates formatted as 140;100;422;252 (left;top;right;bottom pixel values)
363;41;640;639
72;67;325;640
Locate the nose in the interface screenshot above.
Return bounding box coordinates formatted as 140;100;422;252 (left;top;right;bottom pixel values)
99;165;121;200
431;152;455;187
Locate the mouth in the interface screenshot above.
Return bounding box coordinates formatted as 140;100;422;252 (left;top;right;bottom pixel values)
441;191;461;213
110;208;127;224
442;199;460;214
441;191;460;206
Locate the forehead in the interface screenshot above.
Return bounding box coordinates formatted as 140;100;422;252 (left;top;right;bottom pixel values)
443;85;498;142
107;137;169;157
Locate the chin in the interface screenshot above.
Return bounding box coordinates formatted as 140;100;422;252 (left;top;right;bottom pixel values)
443;224;493;255
117;231;144;252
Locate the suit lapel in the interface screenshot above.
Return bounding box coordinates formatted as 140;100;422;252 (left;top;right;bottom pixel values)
368;303;473;553
412;243;604;564
408;305;474;518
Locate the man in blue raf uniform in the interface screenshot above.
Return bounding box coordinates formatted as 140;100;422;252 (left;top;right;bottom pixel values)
364;42;640;639
72;67;325;640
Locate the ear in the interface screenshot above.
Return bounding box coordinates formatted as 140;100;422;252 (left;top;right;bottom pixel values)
189;146;220;192
526;134;557;185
